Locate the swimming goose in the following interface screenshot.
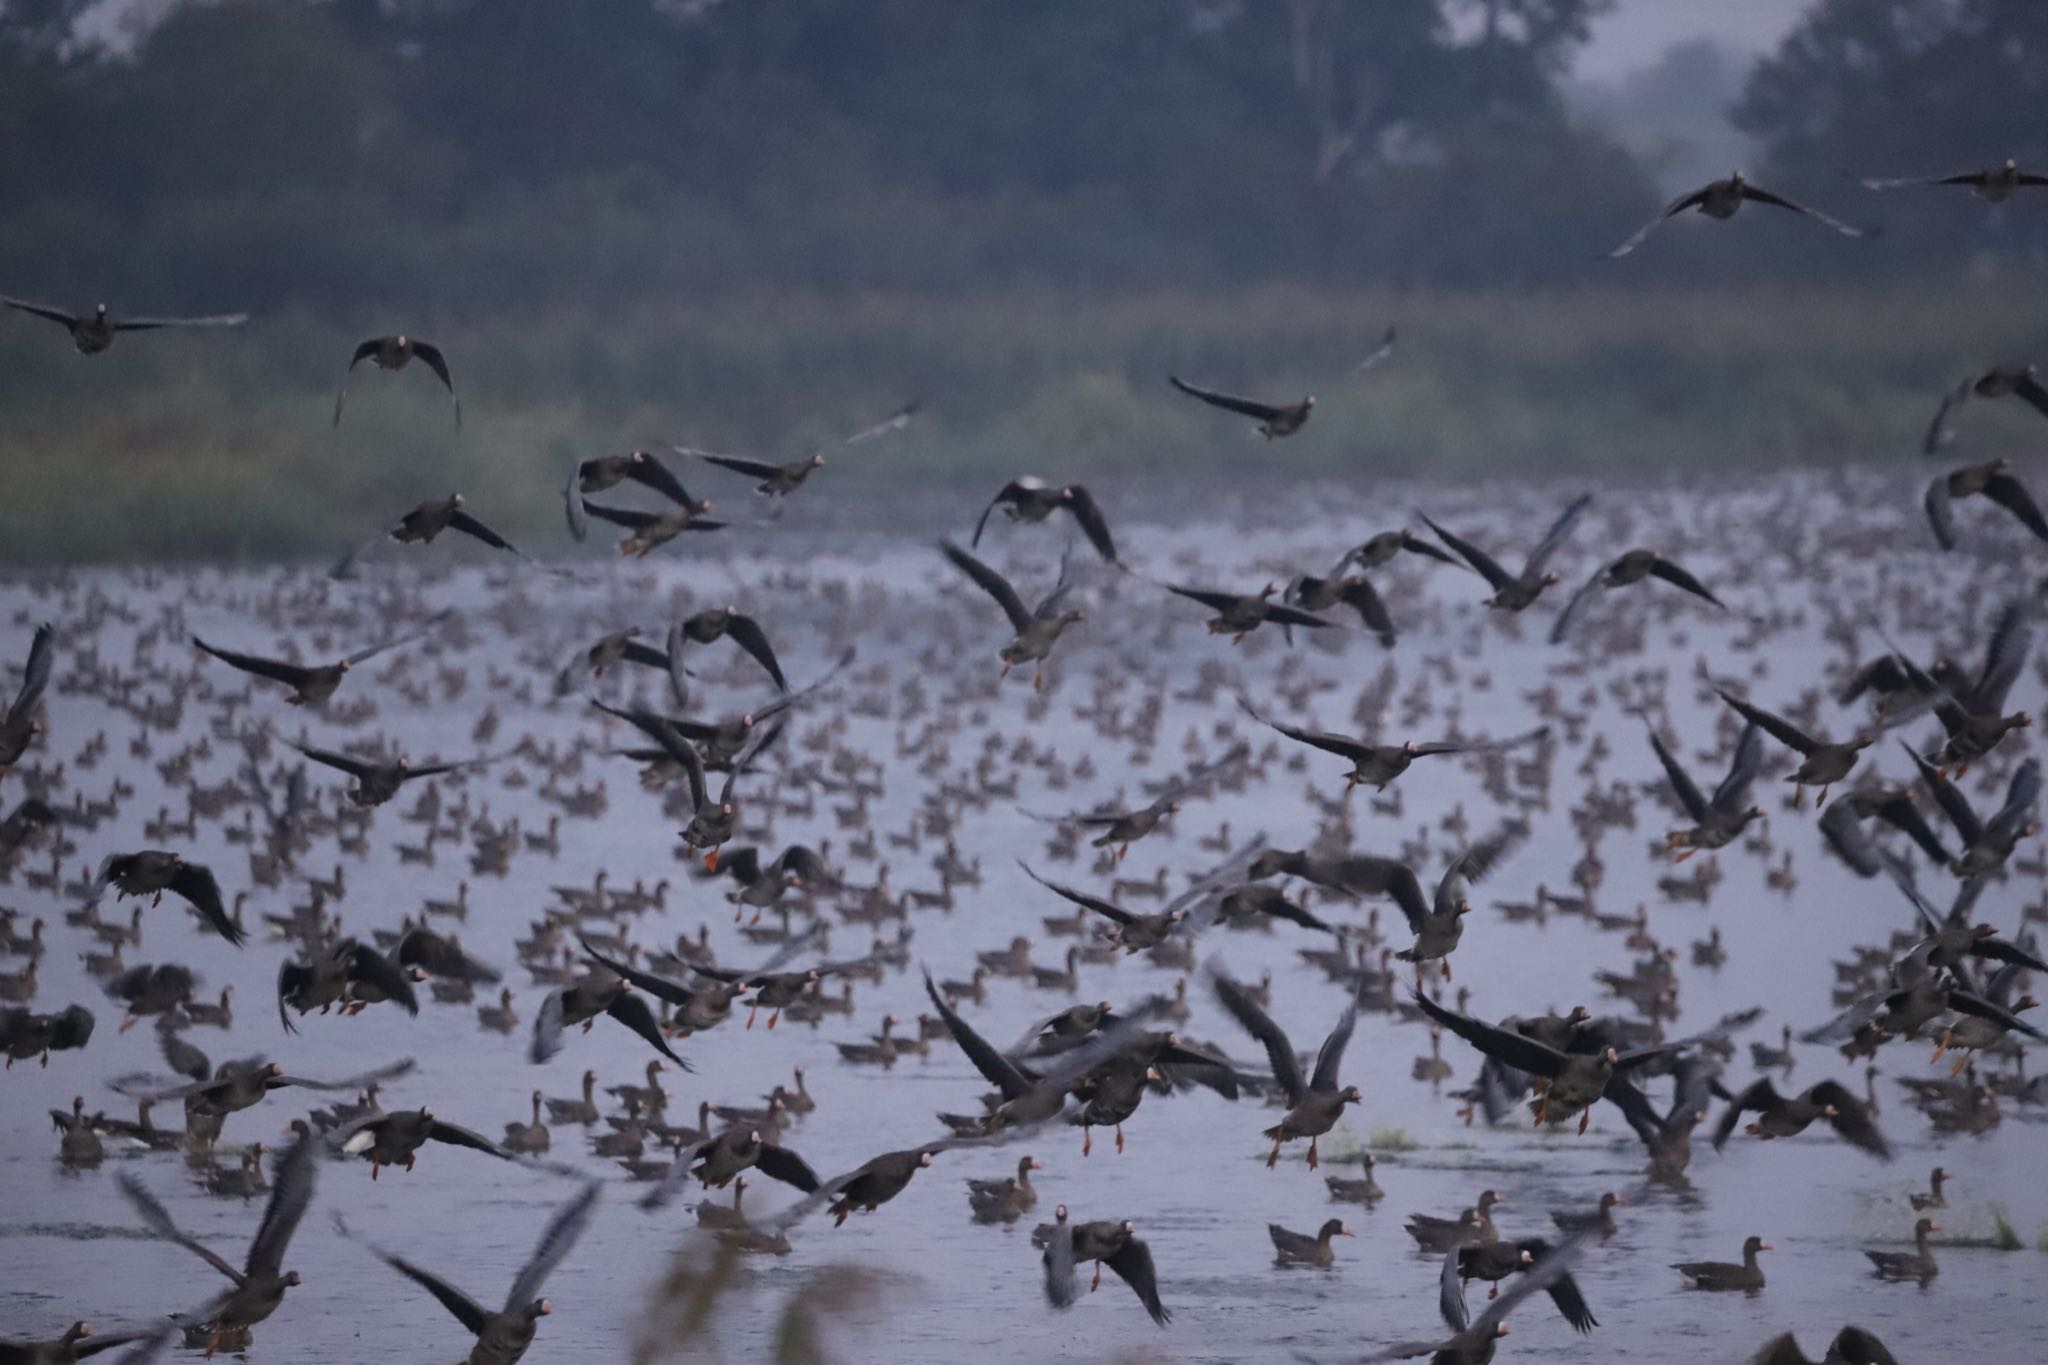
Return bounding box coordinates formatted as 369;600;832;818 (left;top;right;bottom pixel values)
1673;1235;1770;1291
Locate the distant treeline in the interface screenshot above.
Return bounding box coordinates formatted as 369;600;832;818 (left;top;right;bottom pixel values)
2;0;2044;318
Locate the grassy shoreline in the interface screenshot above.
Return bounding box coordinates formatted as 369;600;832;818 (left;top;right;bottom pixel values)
3;282;2045;563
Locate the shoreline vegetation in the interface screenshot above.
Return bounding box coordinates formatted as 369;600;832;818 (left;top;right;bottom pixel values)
5;281;2047;564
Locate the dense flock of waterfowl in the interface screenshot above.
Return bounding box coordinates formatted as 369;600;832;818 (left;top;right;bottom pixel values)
4;161;2048;1365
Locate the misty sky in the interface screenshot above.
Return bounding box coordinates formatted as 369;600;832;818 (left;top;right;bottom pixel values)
81;0;1810;81
1578;0;1807;78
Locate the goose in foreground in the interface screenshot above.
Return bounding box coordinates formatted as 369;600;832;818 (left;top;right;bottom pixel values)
1608;173;1865;257
971;478;1118;562
1650;720;1764;859
191;615;445;706
336;1106;514;1179
1388;823;1530;983
1017;862;1182;952
578;501;729;557
1908;747;2040;878
1550;549;1725;643
1915;599;2035;772
680;401;918;497
0;1318;164;1362
1818;782;1954;876
1209;964;1360;1169
689;954;867;1031
1422;494;1592;612
0;295;246;353
275;938;421;1029
334;495;544;578
1163;582;1331;642
1711;1078;1891;1159
1168;375;1312;437
1924;459;2048;550
93;852;244;947
115;1058;417;1122
638;1124;820;1210
285;738;496;808
529;971;689;1069
0;622;53;774
591;700;780;868
1244;698;1547;793
1342;528;1461;571
1038;783;1206;860
563;450;711;541
821;1144;948;1227
1358;1234;1590;1363
1269;1218;1353;1267
917;971;1086;1134
1415;991;1677;1134
333;334;460;427
1673;1234;1770;1291
0;1002;96;1067
674;606;787;691
1716;689;1874;809
1605;1060;1723;1187
117;1122;318;1355
1922;364;2048;454
1036;1206;1170;1324
1864;1217;1939;1282
1748;1324;1900;1365
1281;572;1396;647
1864;157;2048;200
347;1181;599;1364
939;541;1086;690
1451;1238;1597;1332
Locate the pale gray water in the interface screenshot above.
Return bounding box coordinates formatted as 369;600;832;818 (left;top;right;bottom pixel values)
2;470;2045;1363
